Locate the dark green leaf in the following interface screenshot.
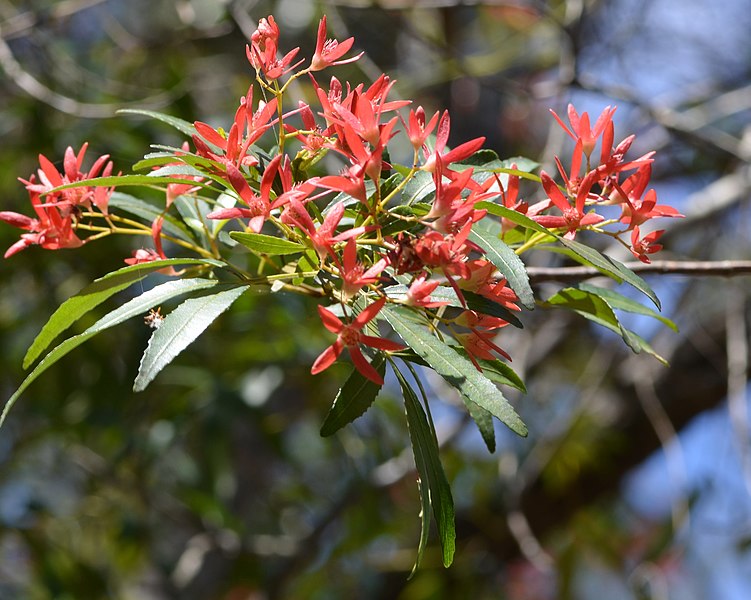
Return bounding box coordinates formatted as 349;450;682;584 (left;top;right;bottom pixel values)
393;365;455;569
3;278;220;428
557;238;660;309
230;232;306;255
469;219;535;309
381;306;527;437
320;354;385;436
133;285;249;391
22;258;222;369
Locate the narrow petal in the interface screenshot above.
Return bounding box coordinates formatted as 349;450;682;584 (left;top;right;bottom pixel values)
317;305;344;334
311;341;343;375
348;345;384;385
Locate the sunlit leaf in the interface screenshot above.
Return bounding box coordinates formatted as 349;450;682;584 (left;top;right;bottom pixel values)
557;238;660;309
469;219;535;309
3;278;220;428
577;282;677;331
543;287;667;363
133;285;249;391
22;258;223;369
230;232;306;255
118;108;197;137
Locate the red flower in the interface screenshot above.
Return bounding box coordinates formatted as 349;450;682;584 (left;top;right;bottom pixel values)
630;226;664;263
1;189;82;258
550;104;617;158
281;199;366;259
311;297;405;384
533;170;604;239
310;15;362;71
337;239;388;300
403;273;448;308
22;143;114;215
207;155;282;232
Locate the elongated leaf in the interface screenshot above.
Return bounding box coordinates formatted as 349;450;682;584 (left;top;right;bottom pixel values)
577;283;677;331
469;219;535;309
108;192;193;241
23;258;222;369
133;285;249;391
2;278;219;428
543;287;667;363
52;174;213;191
149;164;206;180
464;401;496;453
403;170;435;205
558;238;660;309
476;202;556;237
383;285;523;328
118;108;196;137
230;232;306;255
320;355;385;436
543;287;620;330
382;306;527;437
394;366;455;569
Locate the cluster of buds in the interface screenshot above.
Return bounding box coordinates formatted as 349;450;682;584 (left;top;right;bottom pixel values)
0;15;680;386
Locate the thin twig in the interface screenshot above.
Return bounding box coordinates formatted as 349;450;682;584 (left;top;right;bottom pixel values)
527;260;751;283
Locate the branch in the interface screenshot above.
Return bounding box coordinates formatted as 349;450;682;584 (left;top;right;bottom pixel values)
527;259;751;283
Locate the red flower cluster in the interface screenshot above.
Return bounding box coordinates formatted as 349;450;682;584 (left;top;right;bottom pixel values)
1;144;114;257
528;104;683;261
1;15;682;385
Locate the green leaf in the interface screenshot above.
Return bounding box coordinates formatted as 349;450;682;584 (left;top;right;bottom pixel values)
469;219;535;310
543;287;667;363
133;285;249;391
230;232;306;255
464;401;496;453
320;355;385;436
557;238;660;310
402;170;435;205
3;278;219;429
51;174;212;191
578;283;677;331
464;291;524;328
22;258;222;369
118;108;196;137
381;305;527;437
467;355;526;392
393;365;455;569
543;287;621;330
382;284;522;328
475;202;554;237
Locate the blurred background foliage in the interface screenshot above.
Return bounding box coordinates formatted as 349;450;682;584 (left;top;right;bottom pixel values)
1;0;750;598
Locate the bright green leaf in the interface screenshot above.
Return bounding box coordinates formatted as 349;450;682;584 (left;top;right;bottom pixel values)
230;232;306;255
133;285;249;391
3;278;220;429
475;202;554;237
22;258;222;369
557;238;661;310
469;219;535;310
118;108;196;137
